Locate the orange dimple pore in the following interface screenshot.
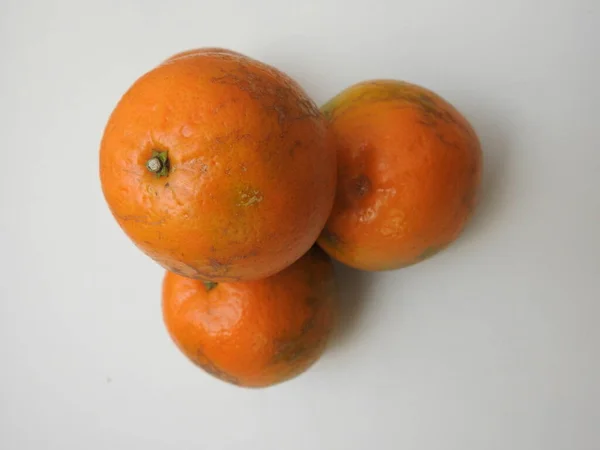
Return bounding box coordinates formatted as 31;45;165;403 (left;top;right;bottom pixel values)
319;80;482;270
99;48;337;281
162;246;337;388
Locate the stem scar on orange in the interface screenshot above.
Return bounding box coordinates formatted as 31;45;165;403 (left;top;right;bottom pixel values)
318;80;482;270
99;48;336;281
162;246;337;388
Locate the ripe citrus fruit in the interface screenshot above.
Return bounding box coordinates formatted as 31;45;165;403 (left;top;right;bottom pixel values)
99;48;336;281
162;246;337;388
318;80;482;270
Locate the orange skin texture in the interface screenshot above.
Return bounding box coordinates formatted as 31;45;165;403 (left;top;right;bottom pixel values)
162;246;337;388
318;80;482;270
99;48;336;281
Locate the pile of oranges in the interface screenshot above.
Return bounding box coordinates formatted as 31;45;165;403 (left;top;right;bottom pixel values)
99;48;482;388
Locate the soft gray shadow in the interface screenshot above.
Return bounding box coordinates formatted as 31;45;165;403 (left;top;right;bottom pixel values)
459;106;513;240
242;47;511;343
327;261;375;350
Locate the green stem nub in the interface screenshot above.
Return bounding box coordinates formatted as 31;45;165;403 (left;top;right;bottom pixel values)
146;151;170;177
203;281;218;292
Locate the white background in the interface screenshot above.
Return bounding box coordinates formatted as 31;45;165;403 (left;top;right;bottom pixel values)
1;0;598;449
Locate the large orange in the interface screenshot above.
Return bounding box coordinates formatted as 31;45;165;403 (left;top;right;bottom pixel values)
99;48;336;281
318;80;482;270
162;246;337;388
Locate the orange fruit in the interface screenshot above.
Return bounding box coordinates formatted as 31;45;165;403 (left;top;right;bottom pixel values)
318;80;482;270
99;48;336;281
162;246;337;388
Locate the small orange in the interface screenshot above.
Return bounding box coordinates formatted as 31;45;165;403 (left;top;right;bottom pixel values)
318;80;482;270
162;246;337;388
99;48;336;281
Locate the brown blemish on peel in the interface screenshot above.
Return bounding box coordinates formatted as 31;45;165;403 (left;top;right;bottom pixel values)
325;81;467;134
288;139;302;156
211;64;319;131
416;246;443;262
163;259;215;280
320;228;342;247
300;316;317;334
195;350;240;385
272;313;318;365
353;174;371;197
203;281;218;292
209;258;229;273
272;338;308;364
229;248;259;262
